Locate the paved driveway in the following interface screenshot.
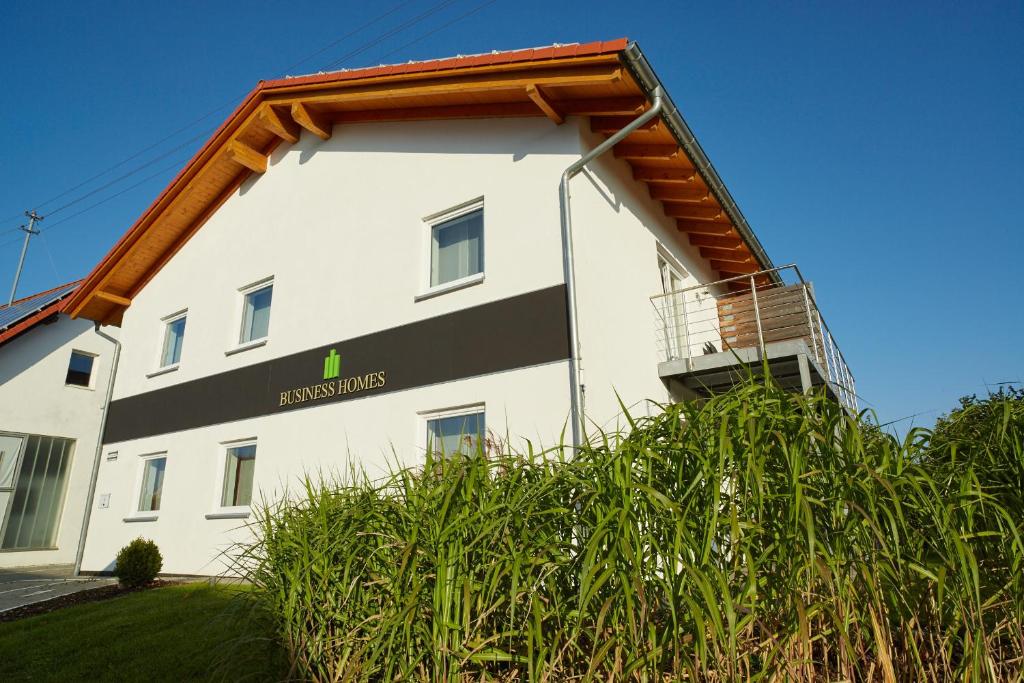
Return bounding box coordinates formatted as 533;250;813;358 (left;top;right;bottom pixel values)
0;564;116;613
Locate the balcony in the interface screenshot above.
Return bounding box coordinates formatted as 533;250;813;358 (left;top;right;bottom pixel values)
651;265;857;411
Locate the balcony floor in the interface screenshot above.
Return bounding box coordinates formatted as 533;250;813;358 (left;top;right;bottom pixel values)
658;339;836;400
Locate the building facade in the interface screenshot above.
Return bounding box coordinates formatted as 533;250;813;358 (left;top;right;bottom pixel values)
61;40;851;576
0;283;117;568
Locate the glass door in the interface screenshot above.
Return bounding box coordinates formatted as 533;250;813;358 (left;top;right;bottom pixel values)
658;256;687;360
0;435;75;551
0;434;26;543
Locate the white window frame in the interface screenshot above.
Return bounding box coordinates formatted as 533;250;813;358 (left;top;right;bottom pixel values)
149;309;187;377
0;431;26;492
228;276;274;355
65;349;98;390
416;198;485;301
207;438;257;520
125;452;167;522
417;403;486;460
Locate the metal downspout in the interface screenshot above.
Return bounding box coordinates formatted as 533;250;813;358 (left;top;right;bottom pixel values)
73;323;120;576
559;86;665;447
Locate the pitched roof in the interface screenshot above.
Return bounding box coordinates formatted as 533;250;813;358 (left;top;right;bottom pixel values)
67;39;771;324
0;281;81;346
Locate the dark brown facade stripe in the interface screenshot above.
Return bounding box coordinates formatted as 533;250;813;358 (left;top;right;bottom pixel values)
103;285;571;443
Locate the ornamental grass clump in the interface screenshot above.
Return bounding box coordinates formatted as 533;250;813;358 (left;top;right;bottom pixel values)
232;378;1024;681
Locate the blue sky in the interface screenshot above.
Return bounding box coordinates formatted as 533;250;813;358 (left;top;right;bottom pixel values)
2;1;1021;429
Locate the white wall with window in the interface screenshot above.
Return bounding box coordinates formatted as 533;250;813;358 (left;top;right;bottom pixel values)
109;117;578;400
158;311;187;371
0;313;116;568
237;280;273;347
80;358;566;576
420;200;485;299
217;441;256;513
79;116;733;575
422;405;486;457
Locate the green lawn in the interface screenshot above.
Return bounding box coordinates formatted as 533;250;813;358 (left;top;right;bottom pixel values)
0;582;285;682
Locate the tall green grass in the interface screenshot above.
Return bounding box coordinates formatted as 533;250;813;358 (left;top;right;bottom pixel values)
232;379;1023;681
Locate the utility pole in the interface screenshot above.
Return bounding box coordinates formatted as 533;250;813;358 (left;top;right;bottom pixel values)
7;210;43;306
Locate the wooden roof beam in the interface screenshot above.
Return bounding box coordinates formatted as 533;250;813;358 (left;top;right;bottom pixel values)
688;233;744;249
712;260;759;274
676;219;734;236
700;247;754;263
291;102;332;140
633;167;698;183
270;65;624;107
590;115;659;134
561;97;646;116
94;290;132;307
256;106;301;144
614;144;680;161
225;140;268;174
525;84;564;124
649;185;710;202
664;204;724;220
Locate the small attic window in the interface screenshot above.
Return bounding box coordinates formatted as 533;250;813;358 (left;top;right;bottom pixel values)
65;351;95;388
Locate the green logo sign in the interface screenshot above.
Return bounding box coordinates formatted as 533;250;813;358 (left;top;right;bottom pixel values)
323;349;340;380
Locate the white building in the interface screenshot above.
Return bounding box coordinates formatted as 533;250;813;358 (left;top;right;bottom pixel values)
63;39;855;576
0;282;118;569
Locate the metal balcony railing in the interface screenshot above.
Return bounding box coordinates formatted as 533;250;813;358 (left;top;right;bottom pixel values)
651;264;857;411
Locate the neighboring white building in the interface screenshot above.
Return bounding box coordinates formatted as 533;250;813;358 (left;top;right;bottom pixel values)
0;282;117;568
61;39;854;575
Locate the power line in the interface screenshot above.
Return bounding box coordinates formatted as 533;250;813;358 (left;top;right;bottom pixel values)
1;0;504;257
322;0;462;70
378;0;501;62
43;155;196;233
278;0;419;76
44;128;216;218
0;0;433;230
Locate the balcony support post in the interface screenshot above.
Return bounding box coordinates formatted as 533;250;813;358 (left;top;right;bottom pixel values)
801;284;820;364
749;276;765;358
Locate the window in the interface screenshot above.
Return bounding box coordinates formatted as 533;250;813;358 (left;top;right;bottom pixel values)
65;351;95;387
1;435;75;550
426;410;485;456
221;443;256;507
430;206;483;287
137;456;167;513
0;434;25;490
240;283;273;344
160;314;187;367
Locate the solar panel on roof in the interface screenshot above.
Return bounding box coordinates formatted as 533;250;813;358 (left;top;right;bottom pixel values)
0;283;79;333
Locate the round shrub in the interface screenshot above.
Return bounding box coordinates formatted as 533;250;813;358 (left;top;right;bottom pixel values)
114;537;163;588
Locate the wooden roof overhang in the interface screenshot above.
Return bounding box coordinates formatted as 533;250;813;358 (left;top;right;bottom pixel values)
68;39;771;324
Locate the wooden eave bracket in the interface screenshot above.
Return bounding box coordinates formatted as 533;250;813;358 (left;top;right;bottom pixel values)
94;290;132;307
525;84;564;124
226;140;268;174
290;102;332;140
256;106;301;144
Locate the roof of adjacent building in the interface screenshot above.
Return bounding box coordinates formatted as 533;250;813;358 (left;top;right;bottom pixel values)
0;281;81;346
66;39;773;324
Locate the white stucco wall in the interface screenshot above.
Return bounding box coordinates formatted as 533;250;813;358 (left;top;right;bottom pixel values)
80;360;570;575
112;118;580;401
84;118;585;575
81;115;733;575
568;126;722;434
0;314;115;567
